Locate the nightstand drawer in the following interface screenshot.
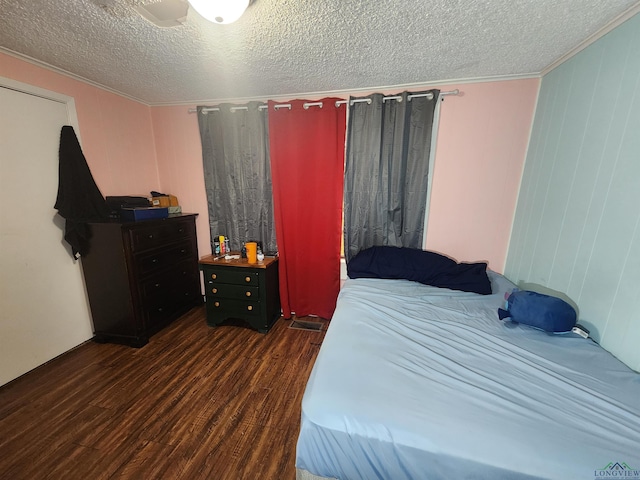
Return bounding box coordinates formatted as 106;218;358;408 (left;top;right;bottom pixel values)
206;283;259;299
206;269;259;286
206;298;261;320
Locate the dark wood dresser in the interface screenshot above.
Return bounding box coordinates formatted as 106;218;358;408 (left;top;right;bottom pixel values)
199;255;281;333
81;214;201;347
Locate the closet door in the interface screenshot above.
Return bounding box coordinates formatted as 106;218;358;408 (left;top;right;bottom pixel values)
0;82;92;386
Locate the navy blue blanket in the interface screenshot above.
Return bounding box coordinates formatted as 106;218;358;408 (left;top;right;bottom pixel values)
347;246;492;295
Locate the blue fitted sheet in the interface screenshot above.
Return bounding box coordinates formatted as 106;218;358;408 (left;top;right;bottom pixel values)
296;274;640;480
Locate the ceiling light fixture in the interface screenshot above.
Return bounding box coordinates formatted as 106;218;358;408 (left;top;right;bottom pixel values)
188;0;250;24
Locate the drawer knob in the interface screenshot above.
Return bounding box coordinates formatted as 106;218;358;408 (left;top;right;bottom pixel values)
247;305;253;311
178;228;184;233
214;301;220;307
155;283;160;288
158;307;163;312
148;234;154;239
245;291;251;297
245;276;251;283
212;288;218;294
211;273;217;280
180;249;186;253
152;258;158;263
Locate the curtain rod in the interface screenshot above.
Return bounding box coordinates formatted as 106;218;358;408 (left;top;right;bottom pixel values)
188;89;459;114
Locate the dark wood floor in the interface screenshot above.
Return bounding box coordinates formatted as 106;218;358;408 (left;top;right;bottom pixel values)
0;308;327;480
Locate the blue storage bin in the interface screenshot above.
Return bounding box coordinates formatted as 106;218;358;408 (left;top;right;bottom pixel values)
120;207;169;221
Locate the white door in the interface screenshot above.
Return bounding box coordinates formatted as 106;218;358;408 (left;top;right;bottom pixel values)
0;81;93;386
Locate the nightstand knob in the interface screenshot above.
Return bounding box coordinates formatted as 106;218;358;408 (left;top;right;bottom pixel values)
211;273;217;280
245;291;251;297
247;305;253;311
245;276;251;283
214;301;220;307
212;288;218;294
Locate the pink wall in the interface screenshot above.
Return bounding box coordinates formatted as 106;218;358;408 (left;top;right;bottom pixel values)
0;52;160;196
150;107;210;257
425;79;539;272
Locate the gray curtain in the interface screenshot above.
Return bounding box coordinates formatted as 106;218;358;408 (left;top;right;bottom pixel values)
344;90;439;261
197;103;277;254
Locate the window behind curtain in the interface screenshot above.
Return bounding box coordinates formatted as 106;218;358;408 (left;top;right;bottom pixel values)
344;90;440;261
197;103;277;255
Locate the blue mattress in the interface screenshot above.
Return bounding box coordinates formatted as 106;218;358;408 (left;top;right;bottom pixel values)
296;274;640;479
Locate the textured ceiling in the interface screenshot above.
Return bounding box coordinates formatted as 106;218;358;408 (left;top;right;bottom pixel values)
1;0;639;105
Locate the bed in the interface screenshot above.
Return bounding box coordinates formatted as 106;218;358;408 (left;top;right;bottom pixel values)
295;270;640;480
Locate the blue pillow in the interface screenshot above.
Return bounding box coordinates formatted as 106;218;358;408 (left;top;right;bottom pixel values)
498;290;577;333
347;246;492;295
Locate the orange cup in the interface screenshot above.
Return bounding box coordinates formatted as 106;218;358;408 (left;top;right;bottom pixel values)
246;242;257;264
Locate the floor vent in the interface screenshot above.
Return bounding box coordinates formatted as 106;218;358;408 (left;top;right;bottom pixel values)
288;320;326;332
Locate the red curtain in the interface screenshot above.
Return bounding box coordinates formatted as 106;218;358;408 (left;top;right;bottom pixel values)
268;99;346;320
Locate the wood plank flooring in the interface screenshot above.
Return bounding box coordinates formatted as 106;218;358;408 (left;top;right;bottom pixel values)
0;308;327;480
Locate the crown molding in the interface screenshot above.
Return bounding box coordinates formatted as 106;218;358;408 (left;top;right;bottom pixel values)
150;73;541;108
541;3;640;76
0;47;149;105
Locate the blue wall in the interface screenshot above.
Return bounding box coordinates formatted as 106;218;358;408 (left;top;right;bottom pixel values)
505;13;640;371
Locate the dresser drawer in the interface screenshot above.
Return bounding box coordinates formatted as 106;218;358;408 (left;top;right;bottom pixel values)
144;297;182;328
145;285;200;313
205;282;259;300
143;281;200;327
145;297;177;325
141;261;200;299
206;297;261;321
135;240;195;277
129;220;193;252
206;269;260;286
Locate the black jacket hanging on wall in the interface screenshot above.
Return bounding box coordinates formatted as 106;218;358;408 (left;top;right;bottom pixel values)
54;125;110;258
